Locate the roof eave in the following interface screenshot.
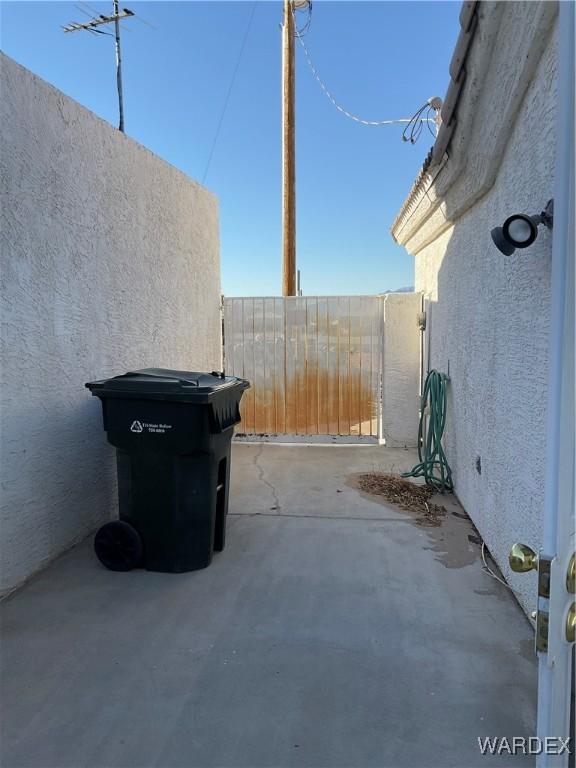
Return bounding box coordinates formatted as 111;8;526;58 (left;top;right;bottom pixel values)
390;1;479;245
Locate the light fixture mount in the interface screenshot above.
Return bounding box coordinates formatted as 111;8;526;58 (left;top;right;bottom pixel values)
539;198;554;229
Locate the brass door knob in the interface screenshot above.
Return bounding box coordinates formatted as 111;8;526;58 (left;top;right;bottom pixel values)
566;603;576;644
567;554;575;594
509;543;538;573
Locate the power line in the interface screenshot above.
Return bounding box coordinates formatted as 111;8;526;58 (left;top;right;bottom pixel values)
132;13;157;31
293;11;437;130
74;4;95;19
77;2;105;16
202;2;257;184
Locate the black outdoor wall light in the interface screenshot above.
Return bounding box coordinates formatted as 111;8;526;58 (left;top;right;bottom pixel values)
491;199;554;256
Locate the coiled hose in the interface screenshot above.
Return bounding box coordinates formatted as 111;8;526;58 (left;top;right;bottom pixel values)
402;369;453;492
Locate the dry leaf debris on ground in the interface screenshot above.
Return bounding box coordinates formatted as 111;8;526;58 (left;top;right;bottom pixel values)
355;473;448;524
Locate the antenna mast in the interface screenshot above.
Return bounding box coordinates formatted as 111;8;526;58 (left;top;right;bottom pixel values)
113;0;125;133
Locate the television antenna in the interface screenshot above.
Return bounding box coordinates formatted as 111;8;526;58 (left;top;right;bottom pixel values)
63;2;137;132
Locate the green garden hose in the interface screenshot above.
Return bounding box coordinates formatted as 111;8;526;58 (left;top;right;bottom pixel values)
402;369;453;492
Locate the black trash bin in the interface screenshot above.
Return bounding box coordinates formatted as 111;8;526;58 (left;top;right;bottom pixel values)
86;368;249;573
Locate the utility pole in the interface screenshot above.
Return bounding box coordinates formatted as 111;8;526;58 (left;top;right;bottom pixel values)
63;4;134;133
281;0;296;296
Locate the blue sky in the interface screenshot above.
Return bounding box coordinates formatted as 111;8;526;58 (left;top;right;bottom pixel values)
1;1;460;296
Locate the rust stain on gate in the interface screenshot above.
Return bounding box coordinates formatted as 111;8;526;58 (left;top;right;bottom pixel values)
223;296;382;437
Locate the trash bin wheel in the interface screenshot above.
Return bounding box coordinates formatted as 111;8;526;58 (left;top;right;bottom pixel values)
94;521;143;571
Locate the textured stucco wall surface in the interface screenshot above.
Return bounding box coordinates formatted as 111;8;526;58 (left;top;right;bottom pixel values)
382;293;421;448
408;19;558;615
0;55;221;597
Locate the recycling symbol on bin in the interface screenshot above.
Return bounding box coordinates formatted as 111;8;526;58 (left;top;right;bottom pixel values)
130;421;143;433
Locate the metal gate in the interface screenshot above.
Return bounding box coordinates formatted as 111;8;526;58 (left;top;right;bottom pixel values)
223;296;383;437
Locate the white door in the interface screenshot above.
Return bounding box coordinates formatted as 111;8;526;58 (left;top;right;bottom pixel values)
510;5;575;765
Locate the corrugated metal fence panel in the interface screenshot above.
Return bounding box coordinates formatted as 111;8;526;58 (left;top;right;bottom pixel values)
223;296;382;437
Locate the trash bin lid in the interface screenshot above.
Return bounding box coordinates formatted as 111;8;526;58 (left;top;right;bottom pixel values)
86;368;249;401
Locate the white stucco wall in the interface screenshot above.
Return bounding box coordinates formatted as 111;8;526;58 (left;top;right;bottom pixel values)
0;54;222;597
393;9;558;615
382;293;421;448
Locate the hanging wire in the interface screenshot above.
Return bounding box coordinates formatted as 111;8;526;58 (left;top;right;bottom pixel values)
76;1;101;15
131;12;157;30
426;105;438;138
402;99;441;144
481;542;519;594
293;0;312;36
74;4;95;18
82;25;114;37
292;6;438;131
202;2;257;184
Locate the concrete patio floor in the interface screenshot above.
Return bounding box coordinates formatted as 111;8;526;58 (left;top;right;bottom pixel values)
1;443;536;768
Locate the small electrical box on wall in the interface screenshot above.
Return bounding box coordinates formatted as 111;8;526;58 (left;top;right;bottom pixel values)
417;311;426;331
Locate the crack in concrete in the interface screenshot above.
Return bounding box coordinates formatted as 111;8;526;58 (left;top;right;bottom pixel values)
229;512;413;523
252;445;282;512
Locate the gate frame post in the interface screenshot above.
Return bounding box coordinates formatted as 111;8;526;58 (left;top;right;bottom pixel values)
377;295;385;445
